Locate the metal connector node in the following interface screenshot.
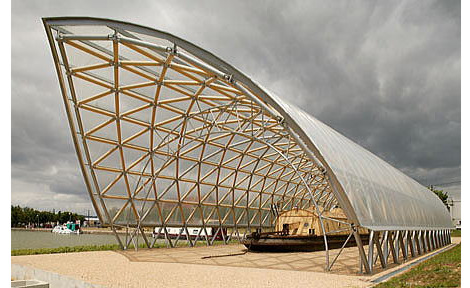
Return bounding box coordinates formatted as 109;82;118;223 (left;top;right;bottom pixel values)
224;74;234;83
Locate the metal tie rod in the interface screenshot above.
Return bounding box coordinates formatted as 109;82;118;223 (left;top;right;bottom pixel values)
118;35;169;53
58;34;112;41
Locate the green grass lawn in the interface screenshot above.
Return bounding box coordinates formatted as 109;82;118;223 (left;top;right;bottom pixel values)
11;240;237;256
11;244;122;256
375;243;461;288
451;230;461;237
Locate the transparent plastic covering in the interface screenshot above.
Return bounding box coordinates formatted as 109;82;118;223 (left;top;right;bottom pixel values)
43;17;452;233
270;94;453;230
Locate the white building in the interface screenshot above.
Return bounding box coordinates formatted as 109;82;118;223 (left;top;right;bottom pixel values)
84;216;100;227
448;197;461;229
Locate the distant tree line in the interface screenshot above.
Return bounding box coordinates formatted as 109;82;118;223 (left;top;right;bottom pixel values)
11;205;85;228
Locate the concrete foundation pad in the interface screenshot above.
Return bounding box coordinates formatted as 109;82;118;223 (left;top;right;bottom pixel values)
11;279;49;288
11;264;102;288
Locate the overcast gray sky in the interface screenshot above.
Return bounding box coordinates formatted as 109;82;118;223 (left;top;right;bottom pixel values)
11;0;460;213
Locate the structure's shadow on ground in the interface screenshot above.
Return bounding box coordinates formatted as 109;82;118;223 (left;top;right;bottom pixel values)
117;243;370;275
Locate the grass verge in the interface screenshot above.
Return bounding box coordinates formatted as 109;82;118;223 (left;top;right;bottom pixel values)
11;244;121;256
375;243;461;288
11;240;237;256
451;229;461;237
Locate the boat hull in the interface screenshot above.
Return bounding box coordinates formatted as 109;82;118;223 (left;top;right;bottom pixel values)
243;234;369;252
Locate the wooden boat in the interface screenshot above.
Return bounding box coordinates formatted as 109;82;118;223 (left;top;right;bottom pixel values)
243;232;369;252
243;207;369;252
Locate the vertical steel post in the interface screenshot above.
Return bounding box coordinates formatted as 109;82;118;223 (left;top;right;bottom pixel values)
437;230;440;247
374;232;386;268
383;231;389;264
422;231;428;253
402;230;409;260
394;231;400;263
416;231;422;255
355;229;371;274
429;230;436;250
409;231;416;257
428;230;432;251
389;231;398;264
367;231;375;272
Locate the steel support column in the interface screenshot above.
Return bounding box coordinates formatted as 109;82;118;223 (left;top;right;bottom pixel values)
409;231;416;257
367;231;375;272
416;231;422;255
374;231;387;268
383;231;389;264
390;231;399;264
402;230;409;260
354;229;371;274
399;230;407;260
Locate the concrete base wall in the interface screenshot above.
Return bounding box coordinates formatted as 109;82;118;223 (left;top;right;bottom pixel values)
11;264;104;288
11;280;49;288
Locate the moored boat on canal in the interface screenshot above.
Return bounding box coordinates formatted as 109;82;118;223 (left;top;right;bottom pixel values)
52;222;81;234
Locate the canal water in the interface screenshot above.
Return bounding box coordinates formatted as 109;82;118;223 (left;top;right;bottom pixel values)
11;230;150;250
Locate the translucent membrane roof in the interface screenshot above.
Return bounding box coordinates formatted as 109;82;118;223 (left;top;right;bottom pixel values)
43;17;452;239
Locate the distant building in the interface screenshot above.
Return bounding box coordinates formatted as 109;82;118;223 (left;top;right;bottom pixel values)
448;197;461;229
84;216;100;227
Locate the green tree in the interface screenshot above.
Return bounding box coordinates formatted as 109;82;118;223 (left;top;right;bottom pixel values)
11;206;87;227
428;185;449;210
11;205;23;227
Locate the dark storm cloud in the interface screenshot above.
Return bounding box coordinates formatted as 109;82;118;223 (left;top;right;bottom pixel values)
11;0;461;211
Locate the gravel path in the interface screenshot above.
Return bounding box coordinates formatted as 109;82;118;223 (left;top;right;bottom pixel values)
11;249;370;288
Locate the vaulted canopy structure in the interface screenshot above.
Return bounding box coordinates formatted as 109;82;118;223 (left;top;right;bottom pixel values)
43;17;452;273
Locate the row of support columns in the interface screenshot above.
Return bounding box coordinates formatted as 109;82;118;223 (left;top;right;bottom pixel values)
358;229;452;274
